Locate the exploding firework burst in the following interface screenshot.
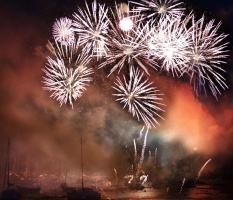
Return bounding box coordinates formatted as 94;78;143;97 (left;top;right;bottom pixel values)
148;14;192;77
186;16;229;98
42;40;93;108
72;0;109;58
52;17;75;46
98;8;158;76
130;0;185;21
112;67;165;129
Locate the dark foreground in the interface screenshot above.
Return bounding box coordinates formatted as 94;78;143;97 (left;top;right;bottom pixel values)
4;181;232;200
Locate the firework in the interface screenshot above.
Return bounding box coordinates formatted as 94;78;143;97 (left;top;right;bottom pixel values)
186;16;229;98
139;128;148;165
139;175;148;184
42;40;93;108
149;14;192;77
72;0;109;58
195;158;211;183
52;17;75;46
112;67;165;129
98;6;159;76
137;126;145;141
130;0;185;21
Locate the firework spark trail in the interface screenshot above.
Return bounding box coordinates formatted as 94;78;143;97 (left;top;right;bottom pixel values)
72;0;109;58
98;8;159;76
52;17;75;46
113;168;118;184
130;0;185;21
186;15;229;98
42;40;93;108
139;128;149;165
179;178;186;193
133;139;138;165
112;67;165;129
195;158;211;183
137;126;145;141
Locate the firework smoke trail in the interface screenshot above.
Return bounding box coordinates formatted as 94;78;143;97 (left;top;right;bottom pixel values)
186;16;229;99
130;0;185;21
149;13;193;77
148;150;151;164
52;17;75;46
98;8;159;76
139;128;148;165
195;158;211;183
154;148;157;165
112;67;165;129
42;40;93;108
72;0;109;58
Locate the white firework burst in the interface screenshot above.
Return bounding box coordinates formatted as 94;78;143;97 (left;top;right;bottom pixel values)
186;16;229;98
130;0;185;21
112;67;165;129
148;14;192;77
99;9;158;76
72;0;109;58
52;17;75;46
42;40;93;108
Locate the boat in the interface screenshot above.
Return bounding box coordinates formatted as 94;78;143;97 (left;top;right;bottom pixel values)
67;188;101;200
67;134;101;200
1;138;20;200
60;182;77;193
16;185;41;195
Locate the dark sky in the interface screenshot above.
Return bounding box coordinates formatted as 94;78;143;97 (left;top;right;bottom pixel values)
0;0;233;179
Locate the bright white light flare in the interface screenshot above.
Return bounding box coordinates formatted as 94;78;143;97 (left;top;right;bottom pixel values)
119;18;134;31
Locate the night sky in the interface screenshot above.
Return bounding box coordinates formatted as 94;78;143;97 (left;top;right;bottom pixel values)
0;0;233;183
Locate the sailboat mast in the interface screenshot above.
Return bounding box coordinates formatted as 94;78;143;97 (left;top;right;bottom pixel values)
81;133;84;189
7;138;10;189
2;138;9;192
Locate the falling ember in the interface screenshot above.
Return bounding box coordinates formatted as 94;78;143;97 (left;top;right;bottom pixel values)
195;159;211;183
119;18;133;31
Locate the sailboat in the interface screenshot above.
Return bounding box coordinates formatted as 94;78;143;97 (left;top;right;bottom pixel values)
67;134;101;200
1;138;20;200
